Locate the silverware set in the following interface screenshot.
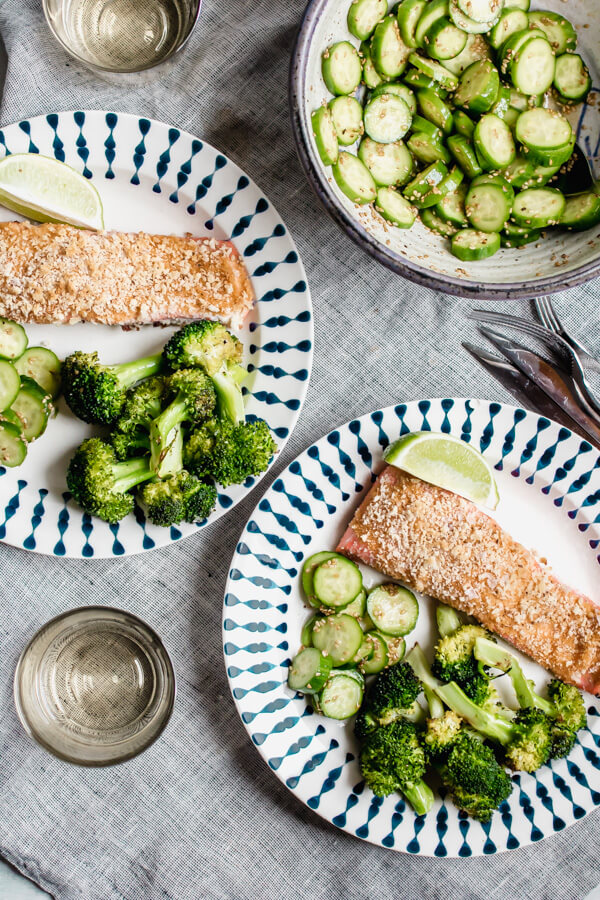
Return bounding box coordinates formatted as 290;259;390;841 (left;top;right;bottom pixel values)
466;296;600;448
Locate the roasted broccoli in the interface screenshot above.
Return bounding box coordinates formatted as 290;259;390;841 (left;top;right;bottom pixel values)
114;376;166;436
433;624;494;706
66;437;153;522
184;417;276;486
354;661;425;741
359;719;434;815
422;710;463;762
474;637;587;759
149;369;216;477
138;471;217;526
62;350;163;425
440;733;513;822
111;429;150;461
436;603;463;638
163;322;246;424
407;644;551;773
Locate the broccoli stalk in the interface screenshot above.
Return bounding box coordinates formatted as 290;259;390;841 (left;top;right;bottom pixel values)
163;322;246;425
406;644;552;772
62;350;163;425
436;603;463;638
149;370;216;477
67;438;154;523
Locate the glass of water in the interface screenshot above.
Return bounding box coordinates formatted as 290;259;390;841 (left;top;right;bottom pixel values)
43;0;201;82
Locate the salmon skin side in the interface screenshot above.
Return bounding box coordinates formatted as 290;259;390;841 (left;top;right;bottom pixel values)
0;221;255;328
337;465;600;696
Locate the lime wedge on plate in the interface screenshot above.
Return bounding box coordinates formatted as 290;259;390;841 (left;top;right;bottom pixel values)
384;431;499;509
0;153;104;230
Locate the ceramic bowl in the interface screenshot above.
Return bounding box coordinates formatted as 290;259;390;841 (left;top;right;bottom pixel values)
290;0;600;299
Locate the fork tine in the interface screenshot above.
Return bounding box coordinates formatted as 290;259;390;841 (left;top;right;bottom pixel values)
536;296;562;333
534;297;554;331
468;309;570;355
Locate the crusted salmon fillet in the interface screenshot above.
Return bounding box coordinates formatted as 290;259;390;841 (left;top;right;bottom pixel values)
337;466;600;695
0;221;254;328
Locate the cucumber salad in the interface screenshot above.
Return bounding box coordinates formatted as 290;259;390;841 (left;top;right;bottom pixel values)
0;317;60;468
288;551;420;719
312;0;598;260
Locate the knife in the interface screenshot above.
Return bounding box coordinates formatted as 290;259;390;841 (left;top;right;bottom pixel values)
475;327;600;447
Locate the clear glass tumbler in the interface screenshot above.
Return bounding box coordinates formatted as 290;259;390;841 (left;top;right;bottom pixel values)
42;0;201;83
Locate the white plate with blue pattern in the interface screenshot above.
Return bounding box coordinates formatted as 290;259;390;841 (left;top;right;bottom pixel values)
224;399;600;856
0;111;312;558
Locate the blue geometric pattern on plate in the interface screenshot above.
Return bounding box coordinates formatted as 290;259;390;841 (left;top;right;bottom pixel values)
223;399;600;856
0;111;313;558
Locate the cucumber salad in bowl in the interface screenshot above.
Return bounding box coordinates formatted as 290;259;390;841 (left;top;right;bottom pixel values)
312;0;597;261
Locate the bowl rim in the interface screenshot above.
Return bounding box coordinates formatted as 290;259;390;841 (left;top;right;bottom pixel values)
289;0;600;300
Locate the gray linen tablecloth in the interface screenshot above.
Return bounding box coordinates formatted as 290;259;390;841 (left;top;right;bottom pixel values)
0;1;599;898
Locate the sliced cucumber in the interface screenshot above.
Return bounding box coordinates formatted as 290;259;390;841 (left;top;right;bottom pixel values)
348;0;388;41
506;0;529;8
312;108;339;168
408;52;458;90
449;0;494;34
456;0;503;25
528;11;577;56
301;614;320;647
372;15;411;78
510;34;555;96
421;206;459;236
288;647;333;694
417;87;454;134
404;159;449;207
444;33;491;73
302;550;338;607
363;93;413;143
358;137;414;186
13;347;61;399
344;589;368;618
489;8;528;50
471;172;514;204
375;186;417;225
501;223;540;247
360;632;389;674
10;376;51;441
511;186;566;228
328;96;364;146
437;182;468;225
319;670;364;719
371;81;417;114
410;114;444;140
312;614;364;665
451;228;501;259
473;113;516;170
0;420;27;467
0;359;20;411
397;0;428;48
381;634;407;665
361;39;385;89
313;555;363;609
454;59;500;113
554;53;591;103
414;0;449;49
448;134;483;178
366;583;419;636
402;67;449;95
453;109;475;138
322;41;363;95
0;318;27;361
503;155;534;188
522;134;575;169
332;152;378;204
425;16;468;61
466;181;512;232
560;192;600;232
408;131;452;164
516;108;572;155
1;408;23;431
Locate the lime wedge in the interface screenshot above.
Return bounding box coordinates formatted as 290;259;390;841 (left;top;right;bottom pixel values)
384;431;499;509
0;154;104;230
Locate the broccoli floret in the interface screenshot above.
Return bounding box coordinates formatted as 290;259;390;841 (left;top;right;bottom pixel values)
423;710;463;761
149;369;216;476
440;733;513;821
111;429;150;461
115;376;166;434
164;322;246;424
362;661;425;727
138;471;217;526
62;350;163;425
504;708;552;772
433;624;493;705
185;418;276;487
66;437;153;523
359;719;434;815
474;638;587;760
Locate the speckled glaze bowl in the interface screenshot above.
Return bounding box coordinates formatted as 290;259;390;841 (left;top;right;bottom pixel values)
290;0;600;299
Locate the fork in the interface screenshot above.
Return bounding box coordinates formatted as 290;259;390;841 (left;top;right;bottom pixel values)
534;296;600;375
468;308;600;419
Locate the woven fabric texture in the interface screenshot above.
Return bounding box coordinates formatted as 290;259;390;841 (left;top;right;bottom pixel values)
0;1;599;898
